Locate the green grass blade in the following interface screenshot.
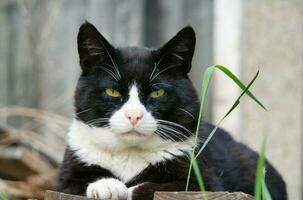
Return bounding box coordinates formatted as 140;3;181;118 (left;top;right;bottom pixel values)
262;180;273;200
192;159;206;191
192;159;208;200
186;65;265;194
213;65;267;110
200;67;215;114
0;192;8;200
195;70;260;159
254;136;267;200
185;67;215;191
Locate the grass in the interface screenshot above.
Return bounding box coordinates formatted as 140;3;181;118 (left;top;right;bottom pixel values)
0;192;8;200
185;65;271;199
255;136;273;200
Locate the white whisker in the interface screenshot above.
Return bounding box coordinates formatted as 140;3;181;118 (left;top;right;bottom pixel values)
150;55;165;80
158;126;188;141
155;130;177;142
94;38;121;79
178;108;195;119
157;119;192;134
86;117;109;124
150;64;180;82
95;66;119;81
75;108;92;115
103;63;121;80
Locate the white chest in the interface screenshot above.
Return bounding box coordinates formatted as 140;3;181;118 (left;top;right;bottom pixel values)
67;120;193;183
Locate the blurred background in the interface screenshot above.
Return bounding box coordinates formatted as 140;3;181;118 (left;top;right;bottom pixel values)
0;0;302;199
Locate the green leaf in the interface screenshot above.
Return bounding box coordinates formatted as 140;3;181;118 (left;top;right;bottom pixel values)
192;159;206;191
254;136;267;200
0;192;8;200
262;180;273;200
186;65;266;193
213;65;267;110
192;159;208;200
195;70;260;159
185;66;214;191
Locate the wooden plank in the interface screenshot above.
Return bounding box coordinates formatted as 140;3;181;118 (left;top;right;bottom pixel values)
45;191;95;200
0;146;53;180
154;192;254;200
44;191;253;200
0;179;45;199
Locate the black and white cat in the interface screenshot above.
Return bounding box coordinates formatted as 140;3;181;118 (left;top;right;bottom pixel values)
57;22;287;200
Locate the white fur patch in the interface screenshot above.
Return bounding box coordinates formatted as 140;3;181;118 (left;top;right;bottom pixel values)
68;84;194;183
86;178;128;199
109;85;157;139
68;120;194;183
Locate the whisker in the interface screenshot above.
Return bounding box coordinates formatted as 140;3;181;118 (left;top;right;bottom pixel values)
94;37;121;79
86;117;109;124
150;82;173;88
160;129;186;143
155;130;177;142
103;63;121;80
178;108;195;119
150;64;180;82
158;126;188;141
95;66;119;81
88;122;110;128
87;122;109;127
158;125;189;137
157;119;192;134
75;108;92;115
149;54;166;80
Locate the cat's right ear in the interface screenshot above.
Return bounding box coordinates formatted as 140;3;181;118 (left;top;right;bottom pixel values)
77;22;114;73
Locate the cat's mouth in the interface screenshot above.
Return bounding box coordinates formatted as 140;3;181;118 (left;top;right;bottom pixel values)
122;130;145;137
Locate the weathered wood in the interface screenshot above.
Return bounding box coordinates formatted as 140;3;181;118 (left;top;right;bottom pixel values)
0;146;53;180
26;170;58;190
154;192;254;200
0;179;45;199
45;191;95;200
44;191;253;200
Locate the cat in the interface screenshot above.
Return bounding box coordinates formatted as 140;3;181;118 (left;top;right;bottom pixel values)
57;22;287;200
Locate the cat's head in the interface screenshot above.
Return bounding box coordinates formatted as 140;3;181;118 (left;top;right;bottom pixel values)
74;22;199;148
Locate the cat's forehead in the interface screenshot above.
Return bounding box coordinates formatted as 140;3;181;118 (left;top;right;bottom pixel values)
116;47;155;80
117;47;154;64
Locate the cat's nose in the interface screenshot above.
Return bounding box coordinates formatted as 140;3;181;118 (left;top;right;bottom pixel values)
125;111;143;126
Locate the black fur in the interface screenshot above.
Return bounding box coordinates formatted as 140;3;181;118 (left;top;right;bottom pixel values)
58;22;287;200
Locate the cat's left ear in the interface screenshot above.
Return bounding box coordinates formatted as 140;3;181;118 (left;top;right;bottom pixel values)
77;22;115;73
156;26;196;74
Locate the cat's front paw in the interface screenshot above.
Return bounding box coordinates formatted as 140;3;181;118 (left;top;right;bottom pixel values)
86;178;128;200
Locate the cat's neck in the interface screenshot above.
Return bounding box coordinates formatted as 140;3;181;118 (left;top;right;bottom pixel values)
67;119;194;182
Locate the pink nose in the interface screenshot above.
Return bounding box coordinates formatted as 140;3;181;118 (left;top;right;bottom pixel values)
125;111;143;126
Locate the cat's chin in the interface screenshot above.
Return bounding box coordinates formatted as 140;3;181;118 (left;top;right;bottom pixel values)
118;130;151;145
122;130;146;137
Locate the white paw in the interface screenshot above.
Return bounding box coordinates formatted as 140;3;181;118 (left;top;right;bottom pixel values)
127;186;135;200
86;178;128;200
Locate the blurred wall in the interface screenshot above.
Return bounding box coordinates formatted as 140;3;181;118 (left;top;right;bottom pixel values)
212;1;303;199
240;1;303;199
0;0;213;120
0;0;302;199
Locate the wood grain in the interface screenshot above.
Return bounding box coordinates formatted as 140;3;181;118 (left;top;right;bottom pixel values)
44;190;254;200
45;191;96;200
154;192;254;200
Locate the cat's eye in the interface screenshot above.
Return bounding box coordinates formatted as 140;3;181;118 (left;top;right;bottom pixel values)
105;88;121;97
149;89;165;98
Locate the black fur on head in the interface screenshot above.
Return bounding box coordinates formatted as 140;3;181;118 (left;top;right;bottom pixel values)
75;21;199;140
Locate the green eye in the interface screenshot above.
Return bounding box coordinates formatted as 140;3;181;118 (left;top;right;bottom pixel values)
105;88;121;97
149;89;165;98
